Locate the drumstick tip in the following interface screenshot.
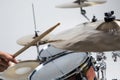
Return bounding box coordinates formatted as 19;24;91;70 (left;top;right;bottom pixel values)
57;22;60;25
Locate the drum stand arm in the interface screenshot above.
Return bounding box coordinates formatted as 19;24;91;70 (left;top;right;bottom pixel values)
36;42;41;60
95;52;107;80
112;51;120;62
100;60;107;80
76;0;90;22
80;7;90;22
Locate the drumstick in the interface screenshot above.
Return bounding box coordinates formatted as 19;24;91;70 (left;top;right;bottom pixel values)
13;23;60;58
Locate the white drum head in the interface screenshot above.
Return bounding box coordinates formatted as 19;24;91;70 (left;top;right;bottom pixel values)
39;44;66;58
29;52;88;80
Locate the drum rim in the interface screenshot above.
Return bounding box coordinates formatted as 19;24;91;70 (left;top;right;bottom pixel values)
57;56;92;80
43;51;73;65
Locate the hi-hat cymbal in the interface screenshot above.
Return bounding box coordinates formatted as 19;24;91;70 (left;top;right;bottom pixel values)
17;34;51;46
1;60;39;80
17;34;61;46
50;20;120;52
56;0;106;8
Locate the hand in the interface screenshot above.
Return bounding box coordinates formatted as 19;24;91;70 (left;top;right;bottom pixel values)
0;51;17;72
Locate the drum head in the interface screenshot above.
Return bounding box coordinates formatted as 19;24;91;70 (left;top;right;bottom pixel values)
39;44;66;58
29;52;88;80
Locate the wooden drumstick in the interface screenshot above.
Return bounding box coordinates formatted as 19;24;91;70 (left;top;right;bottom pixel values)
13;23;60;58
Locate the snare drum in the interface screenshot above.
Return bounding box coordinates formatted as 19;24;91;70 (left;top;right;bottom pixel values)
29;51;93;80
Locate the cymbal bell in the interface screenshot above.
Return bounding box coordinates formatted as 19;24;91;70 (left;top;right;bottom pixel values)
96;19;120;32
56;0;106;8
50;20;120;52
1;60;39;80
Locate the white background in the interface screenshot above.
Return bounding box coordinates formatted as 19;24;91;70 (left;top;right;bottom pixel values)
0;0;120;80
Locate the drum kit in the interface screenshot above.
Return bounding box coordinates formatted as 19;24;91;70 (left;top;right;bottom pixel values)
1;0;120;80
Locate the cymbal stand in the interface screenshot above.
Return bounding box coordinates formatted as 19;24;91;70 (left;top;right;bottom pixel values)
92;15;97;22
95;52;107;80
80;7;90;22
32;3;41;61
74;0;90;21
112;51;120;62
35;40;41;60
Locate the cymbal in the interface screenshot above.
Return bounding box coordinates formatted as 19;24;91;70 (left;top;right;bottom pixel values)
56;0;106;8
17;34;61;46
17;34;51;46
1;60;39;80
50;20;120;52
96;19;120;32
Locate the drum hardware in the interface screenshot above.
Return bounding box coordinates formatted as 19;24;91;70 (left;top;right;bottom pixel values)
92;15;97;22
96;11;119;34
32;3;38;39
42;51;73;65
36;41;41;60
112;51;120;62
75;0;90;21
80;7;90;22
32;3;42;61
80;7;98;22
95;52;107;80
104;11;115;22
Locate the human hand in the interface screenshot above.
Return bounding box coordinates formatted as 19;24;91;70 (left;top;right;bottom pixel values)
0;51;17;72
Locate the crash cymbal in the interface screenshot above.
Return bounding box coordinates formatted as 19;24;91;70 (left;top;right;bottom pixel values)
56;0;106;8
50;20;120;52
1;60;39;80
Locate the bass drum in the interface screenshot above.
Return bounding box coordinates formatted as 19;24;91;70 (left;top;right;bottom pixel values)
29;51;89;80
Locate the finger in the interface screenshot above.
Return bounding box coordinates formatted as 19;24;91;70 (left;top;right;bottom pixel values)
0;58;9;72
10;58;18;64
0;58;9;67
0;65;8;72
9;54;18;64
0;51;17;63
0;51;13;61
